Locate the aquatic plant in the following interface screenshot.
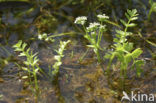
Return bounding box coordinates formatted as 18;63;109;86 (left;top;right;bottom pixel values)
38;32;75;42
74;15;107;62
13;40;41;93
38;33;54;42
52;40;70;76
148;0;156;21
97;14;121;28
104;9;144;78
38;32;71;79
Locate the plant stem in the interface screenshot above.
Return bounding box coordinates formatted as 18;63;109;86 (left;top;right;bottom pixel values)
148;4;154;21
120;76;125;91
78;48;89;62
104;20;122;29
33;66;39;94
96;49;101;63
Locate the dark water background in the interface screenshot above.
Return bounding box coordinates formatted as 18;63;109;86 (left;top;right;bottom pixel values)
0;0;155;103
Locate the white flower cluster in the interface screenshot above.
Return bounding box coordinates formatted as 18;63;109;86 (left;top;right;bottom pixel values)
86;22;100;32
97;14;109;21
38;33;53;42
74;16;87;25
99;25;106;30
38;33;47;40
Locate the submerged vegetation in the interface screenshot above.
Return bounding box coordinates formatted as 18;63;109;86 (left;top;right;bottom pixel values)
105;9;144;77
0;0;155;103
74;15;107;63
148;0;156;21
52;40;70;77
13;40;41;94
74;9;145;92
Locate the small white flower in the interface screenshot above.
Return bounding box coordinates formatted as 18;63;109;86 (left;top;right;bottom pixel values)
38;35;43;40
91;31;96;34
99;25;106;30
74;16;87;25
87;22;100;32
97;14;109;21
91;31;96;37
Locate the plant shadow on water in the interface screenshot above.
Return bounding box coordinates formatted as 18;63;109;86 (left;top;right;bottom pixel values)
0;0;156;103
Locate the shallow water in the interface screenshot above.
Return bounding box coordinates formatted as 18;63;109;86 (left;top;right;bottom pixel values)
0;0;156;103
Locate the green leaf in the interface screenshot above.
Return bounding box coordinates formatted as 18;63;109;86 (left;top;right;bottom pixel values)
127;9;132;16
116;30;125;36
24;61;30;66
135;60;144;65
22;67;28;71
130;17;138;21
146;40;156;47
57;62;62;66
127;23;136;27
125;12;130;19
124;32;132;36
107;52;116;69
125;53;132;63
149;0;153;5
35;68;39;73
32;52;38;58
124;42;133;51
22;43;27;50
131;48;143;59
54;55;61;61
120;19;127;26
14;48;22;52
87;45;95;48
115;34;121;38
22;76;28;79
26;48;30;54
152;3;156;12
127;9;138;17
13;40;22;48
113;38;119;42
104;53;111;59
19;52;26;57
132;9;137;15
33;57;39;65
135;60;144;77
116;52;124;62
